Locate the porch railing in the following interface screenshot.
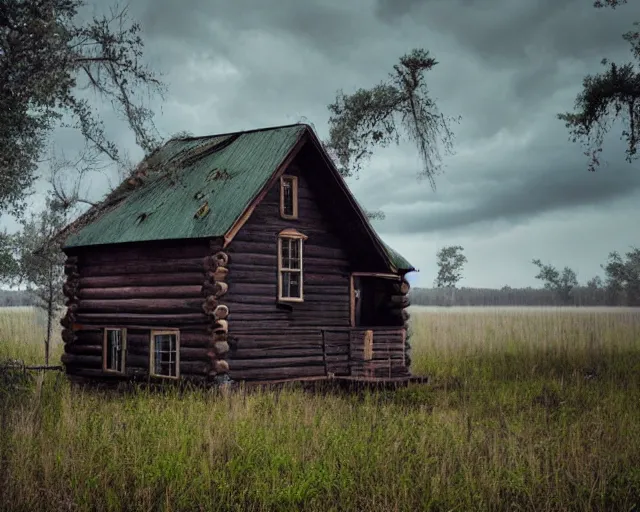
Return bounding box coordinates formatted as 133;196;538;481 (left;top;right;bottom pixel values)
321;327;408;379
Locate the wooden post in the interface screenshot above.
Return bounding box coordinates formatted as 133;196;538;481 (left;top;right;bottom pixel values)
363;330;373;361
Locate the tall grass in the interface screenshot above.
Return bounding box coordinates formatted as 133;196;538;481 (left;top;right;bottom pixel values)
1;307;639;511
0;307;63;364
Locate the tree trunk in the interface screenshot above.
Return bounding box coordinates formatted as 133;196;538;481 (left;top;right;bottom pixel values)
45;267;53;366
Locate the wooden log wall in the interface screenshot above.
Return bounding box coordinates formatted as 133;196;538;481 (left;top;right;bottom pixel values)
370;278;411;327
349;328;409;378
226;328;327;381
374;277;412;373
298;143;389;273
61;239;218;382
225;163;353;381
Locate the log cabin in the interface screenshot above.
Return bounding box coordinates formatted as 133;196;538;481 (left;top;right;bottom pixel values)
57;123;417;385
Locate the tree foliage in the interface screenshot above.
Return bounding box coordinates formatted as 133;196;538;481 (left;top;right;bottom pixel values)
532;259;578;305
434;245;467;289
558;0;640;170
602;247;640;305
326;48;458;190
586;275;604;289
0;230;19;283
13;198;67;364
594;0;627;8
0;0;164;215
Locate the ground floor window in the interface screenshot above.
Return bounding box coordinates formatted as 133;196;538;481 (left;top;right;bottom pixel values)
103;328;126;373
150;330;180;378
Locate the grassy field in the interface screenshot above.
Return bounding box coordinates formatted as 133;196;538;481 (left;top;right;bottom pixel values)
1;306;639;511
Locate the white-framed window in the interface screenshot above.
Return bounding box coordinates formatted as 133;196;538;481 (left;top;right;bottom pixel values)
280;175;298;219
103;328;126;373
277;228;308;302
150;330;180;379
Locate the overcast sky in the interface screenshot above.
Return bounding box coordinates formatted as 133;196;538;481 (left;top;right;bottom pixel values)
7;0;640;289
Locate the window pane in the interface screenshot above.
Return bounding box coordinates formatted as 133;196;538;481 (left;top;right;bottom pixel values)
282;271;301;299
282;179;294;216
282;271;291;298
106;330;123;372
154;334;177;377
281;239;290;268
280;238;301;270
289;239;300;269
289;272;301;298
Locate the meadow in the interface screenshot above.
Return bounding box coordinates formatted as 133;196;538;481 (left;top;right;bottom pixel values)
1;306;639;511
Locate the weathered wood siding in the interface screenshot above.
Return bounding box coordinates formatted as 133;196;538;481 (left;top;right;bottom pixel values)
225;162;352;380
61;239;217;381
349;328;408;378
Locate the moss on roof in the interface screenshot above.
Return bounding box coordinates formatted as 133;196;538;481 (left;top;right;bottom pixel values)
63;125;306;248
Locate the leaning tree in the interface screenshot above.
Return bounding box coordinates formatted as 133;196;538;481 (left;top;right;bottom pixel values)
326;48;459;191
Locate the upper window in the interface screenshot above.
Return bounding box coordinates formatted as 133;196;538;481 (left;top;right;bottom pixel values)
280;175;298;219
103;328;126;373
150;330;180;378
278;229;307;302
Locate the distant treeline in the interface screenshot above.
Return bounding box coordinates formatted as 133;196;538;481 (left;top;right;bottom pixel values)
0;286;630;308
0;290;38;308
410;286;618;307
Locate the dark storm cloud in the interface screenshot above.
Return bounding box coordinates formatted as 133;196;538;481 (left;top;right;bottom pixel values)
374;0;640;64
70;0;640;240
131;0;375;60
371;128;640;236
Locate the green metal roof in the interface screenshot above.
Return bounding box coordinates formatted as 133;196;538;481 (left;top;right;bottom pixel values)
381;241;414;273
62;122;415;273
63;125;306;248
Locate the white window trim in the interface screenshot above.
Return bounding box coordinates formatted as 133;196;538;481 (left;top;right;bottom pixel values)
280;175;298;220
277;228;308;302
149;329;180;379
102;327;127;373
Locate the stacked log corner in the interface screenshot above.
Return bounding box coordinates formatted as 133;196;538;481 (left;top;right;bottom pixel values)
202;243;232;385
61;255;80;375
392;277;412;372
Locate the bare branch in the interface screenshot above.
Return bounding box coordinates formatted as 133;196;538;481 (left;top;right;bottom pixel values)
0;0;165;215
